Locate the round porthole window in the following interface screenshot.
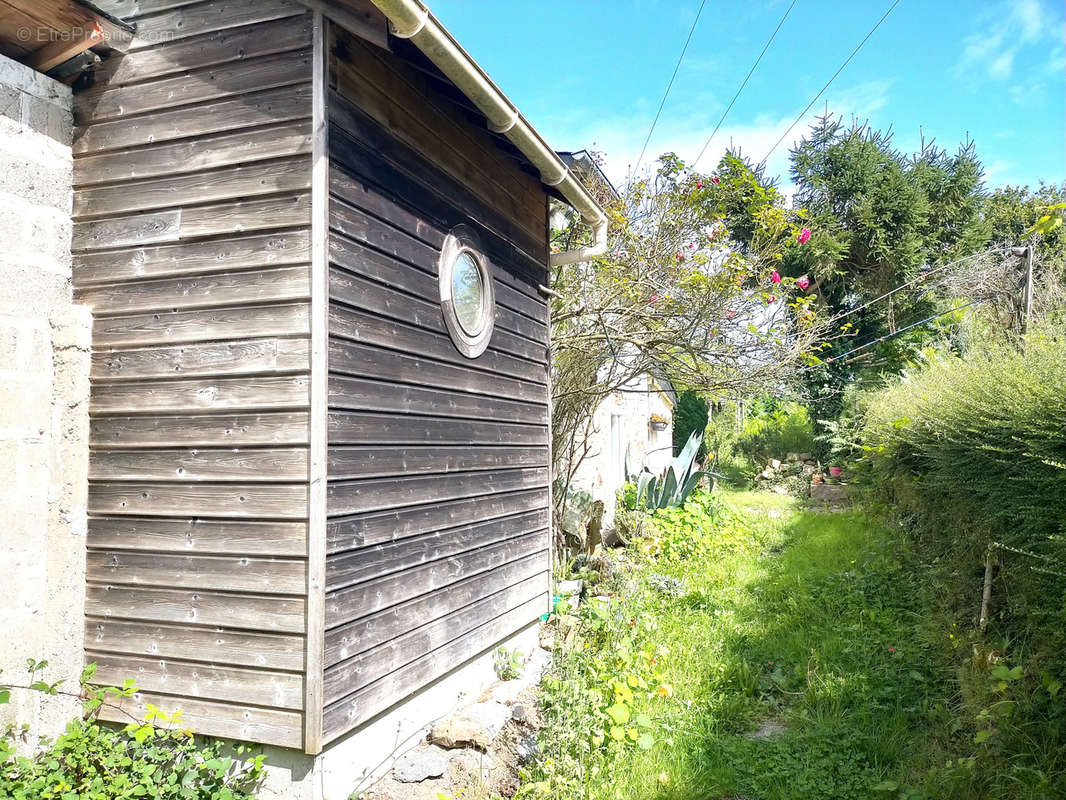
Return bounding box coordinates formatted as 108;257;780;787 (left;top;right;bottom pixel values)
439;228;494;358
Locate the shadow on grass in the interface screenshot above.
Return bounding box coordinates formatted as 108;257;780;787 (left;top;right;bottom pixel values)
655;509;953;800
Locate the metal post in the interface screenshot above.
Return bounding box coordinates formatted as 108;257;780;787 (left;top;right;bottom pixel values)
1022;244;1034;335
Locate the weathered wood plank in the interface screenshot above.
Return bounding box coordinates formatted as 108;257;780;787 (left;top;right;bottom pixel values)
331;32;545;248
328;376;547;424
327;490;548;552
73;84;312;155
323;598;544;739
89;0;203;20
75;157;311;219
89;652;304;710
72;194;311;251
87;551;306;594
86;617;305;671
304;8;330;756
328;104;549;295
88;516;306;556
86;584;307;633
327;445;547;481
75;120;312;187
324;533;546;623
324;589;545;702
90;447;309;482
326;509;546;589
77;48;312;123
90;375;309;414
98;691;302;748
76;266;310;315
91;412;310;448
91;303;311;348
329;339;546;405
329;305;545;385
324;564;545;665
92;338;310;380
95;14;312;86
328;194;548;329
129;0;306;50
327;411;547;446
89;482;309;518
327;468;549;517
328;261;545;364
75;231;311;286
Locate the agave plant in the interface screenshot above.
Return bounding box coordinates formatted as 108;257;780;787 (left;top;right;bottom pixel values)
625;431;710;512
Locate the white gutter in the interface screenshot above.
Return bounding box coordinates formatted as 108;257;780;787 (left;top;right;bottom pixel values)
365;0;608;267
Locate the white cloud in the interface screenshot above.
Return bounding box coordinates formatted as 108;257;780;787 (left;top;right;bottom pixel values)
541;80;894;192
983;158;1013;185
954;0;1058;82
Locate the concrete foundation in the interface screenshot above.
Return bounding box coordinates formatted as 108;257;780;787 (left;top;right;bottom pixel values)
0;53;90;745
254;622;541;800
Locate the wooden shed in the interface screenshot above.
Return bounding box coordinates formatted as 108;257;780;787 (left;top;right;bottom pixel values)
69;0;605;754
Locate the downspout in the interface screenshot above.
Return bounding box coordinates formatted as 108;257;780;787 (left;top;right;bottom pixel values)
367;0;608;267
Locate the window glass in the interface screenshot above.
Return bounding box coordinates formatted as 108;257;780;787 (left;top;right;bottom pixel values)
452;251;484;334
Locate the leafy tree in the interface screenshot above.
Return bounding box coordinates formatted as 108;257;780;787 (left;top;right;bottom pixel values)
549;153;828;537
983;182;1066;278
671;391;708;461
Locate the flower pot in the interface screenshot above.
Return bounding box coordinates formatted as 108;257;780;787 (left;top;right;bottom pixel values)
828;466;843;478
650;421;668;431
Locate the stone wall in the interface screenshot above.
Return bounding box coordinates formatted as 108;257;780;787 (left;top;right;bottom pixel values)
0;53;91;744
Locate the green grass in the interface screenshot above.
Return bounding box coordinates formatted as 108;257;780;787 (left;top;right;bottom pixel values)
518;490;1064;800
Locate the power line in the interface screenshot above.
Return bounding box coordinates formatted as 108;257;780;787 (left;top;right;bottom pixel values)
824;298;986;365
692;0;798;169
633;0;709;175
831;246;1012;323
758;0;901;168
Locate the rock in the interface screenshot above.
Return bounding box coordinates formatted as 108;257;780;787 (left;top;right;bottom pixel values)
786;452;800;462
515;734;538;765
802;463;816;475
393;746;448;783
796;453;813;462
430;702;512;749
810;482;849;505
557;579;583;597
769;458;782;471
450;748;497;781
772;485;789;495
511;703;529;722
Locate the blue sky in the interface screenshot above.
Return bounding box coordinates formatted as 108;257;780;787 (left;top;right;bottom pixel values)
430;0;1065;193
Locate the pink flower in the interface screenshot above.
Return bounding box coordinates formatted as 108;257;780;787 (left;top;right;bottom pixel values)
796;275;810;291
696;180;703;189
766;294;776;304
676;251;684;261
771;271;781;284
712;176;720;184
688;242;695;249
797;228;811;244
725;310;737;320
649;294;659;306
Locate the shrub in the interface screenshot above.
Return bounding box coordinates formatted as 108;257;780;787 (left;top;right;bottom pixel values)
855;328;1066;796
672;391;709;461
733;399;816;465
1;661;264;800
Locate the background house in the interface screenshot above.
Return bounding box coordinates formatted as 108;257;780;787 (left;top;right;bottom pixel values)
569;369;677;526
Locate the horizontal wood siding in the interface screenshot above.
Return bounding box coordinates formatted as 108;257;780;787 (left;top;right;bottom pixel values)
73;0;314;749
322;31;551;744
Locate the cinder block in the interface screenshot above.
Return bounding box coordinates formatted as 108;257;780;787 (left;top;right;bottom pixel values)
0;85;19;123
0;321;18;369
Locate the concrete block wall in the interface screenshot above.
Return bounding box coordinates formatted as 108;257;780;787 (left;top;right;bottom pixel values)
0;53;91;745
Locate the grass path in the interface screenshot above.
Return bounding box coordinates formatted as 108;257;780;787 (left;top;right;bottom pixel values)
527;491;958;800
